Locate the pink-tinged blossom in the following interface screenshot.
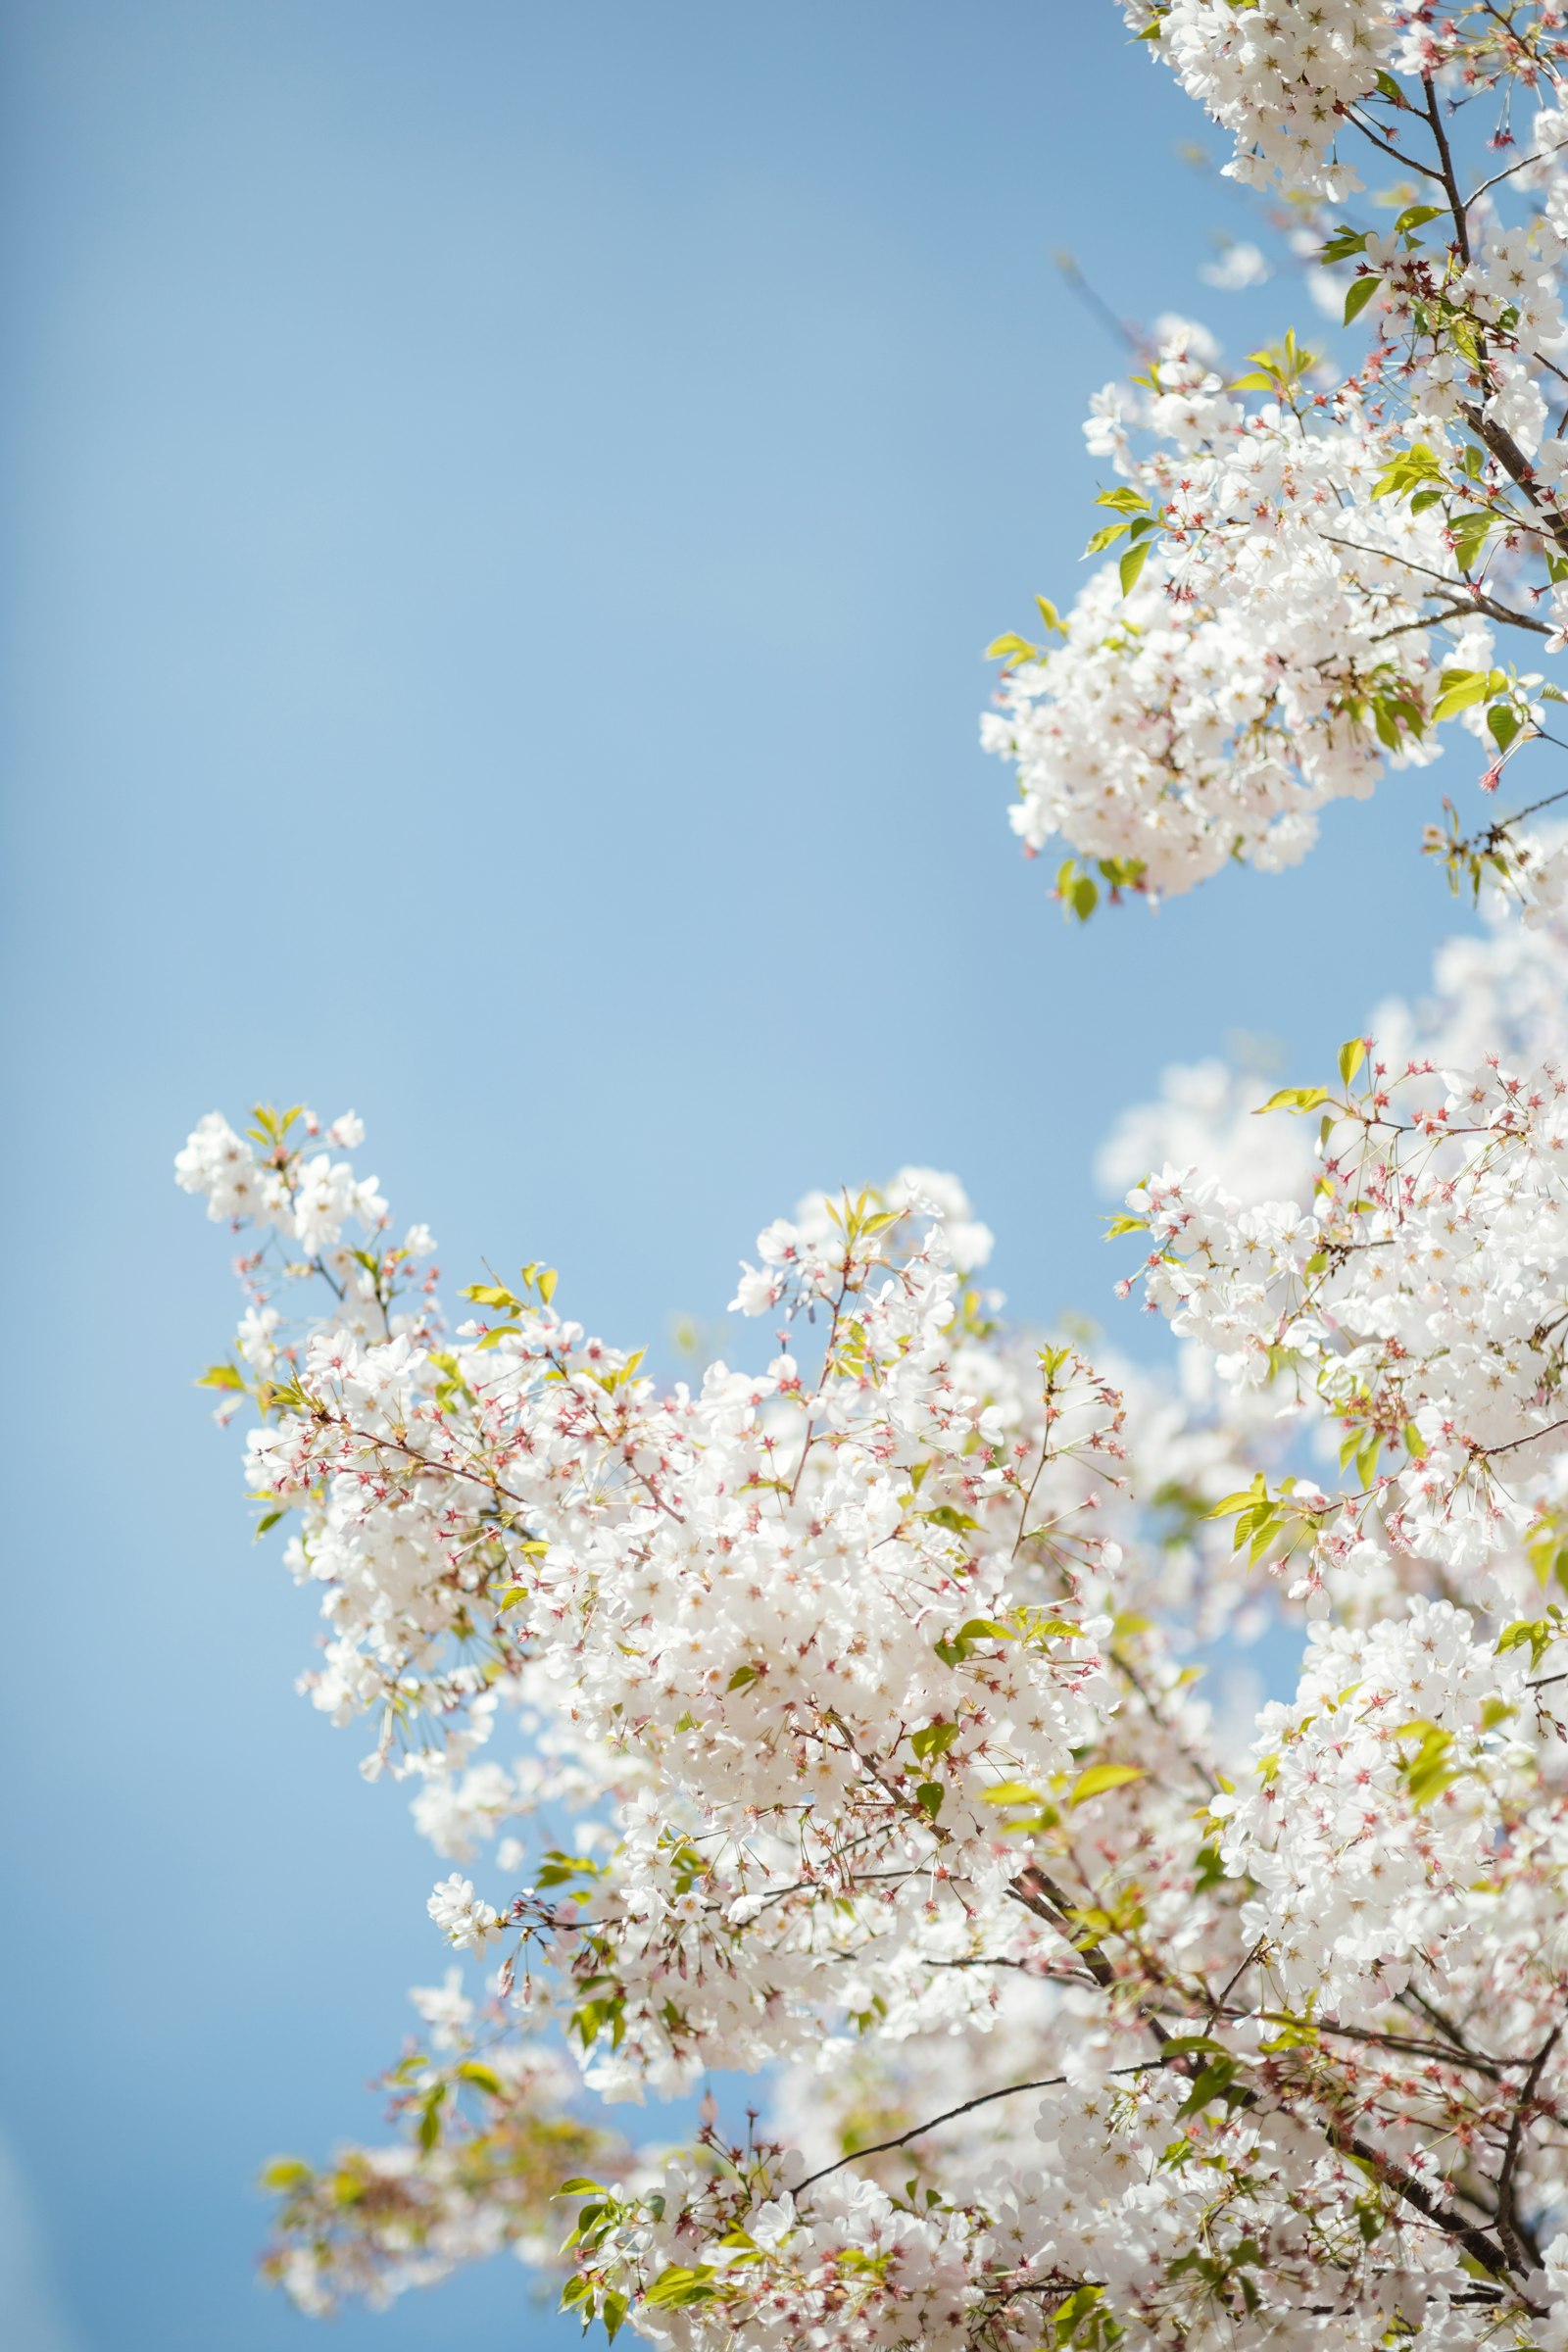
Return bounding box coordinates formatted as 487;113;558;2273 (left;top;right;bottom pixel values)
426;1875;501;1953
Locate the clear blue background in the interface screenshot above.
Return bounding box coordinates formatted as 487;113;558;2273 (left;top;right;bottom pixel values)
0;5;1481;2345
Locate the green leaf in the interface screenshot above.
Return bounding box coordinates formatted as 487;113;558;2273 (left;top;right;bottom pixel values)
1176;2057;1239;2120
644;2265;718;2310
196;1362;247;1393
1229;328;1319;398
475;1322;523;1351
1372;695;1401;751
462;1281;523;1313
1337;1037;1367;1086
1393;202;1445;236
1449;312;1482;364
259;2158;314;2192
1207;1476;1269;1520
416;2082;446;2152
1068;1762;1146;1807
1052;2282;1110;2347
603;2289;630;2341
1096;486;1152;516
1251;1086;1331;1116
456;2062;503;2095
910;1720;960;1762
1497;1617;1560;1669
1487;702;1523;753
726;1662;760;1690
1054;857;1102;924
1431;666;1495;721
1119;537;1152;595
980;1781;1043;1806
1343;273;1382;325
536;1851;605;1888
986;630;1039;664
914;1780;945;1820
1085;520;1132;556
1371;442;1445;501
1397;1720;1461;1809
1321;223;1370;266
1450;511;1494;572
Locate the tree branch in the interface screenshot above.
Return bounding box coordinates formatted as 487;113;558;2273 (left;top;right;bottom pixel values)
1422;75;1470;264
1494;2018;1562;2273
793;2069;1107;2197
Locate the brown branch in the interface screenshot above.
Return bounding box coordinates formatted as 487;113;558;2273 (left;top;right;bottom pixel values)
1407;75;1568;564
1495;2019;1563;2273
1343;106;1447;186
1461;403;1568;561
1006;1867;1173;2047
934;1879;1537;2296
1421;75;1470;264
1326;2119;1527;2290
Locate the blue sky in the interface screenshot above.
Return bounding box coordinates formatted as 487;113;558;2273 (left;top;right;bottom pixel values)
0;6;1487;2346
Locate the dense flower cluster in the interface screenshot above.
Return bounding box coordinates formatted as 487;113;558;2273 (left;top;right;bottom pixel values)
1122;2;1396;202
176;7;1568;2348
987;4;1568;906
1126;1024;1568;1615
1123;3;1568;202
981;333;1462;896
180;1074;1568;2345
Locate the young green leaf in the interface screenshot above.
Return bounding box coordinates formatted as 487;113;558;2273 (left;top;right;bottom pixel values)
1252;1086;1331;1116
1068;1762;1146;1807
1343;272;1381;325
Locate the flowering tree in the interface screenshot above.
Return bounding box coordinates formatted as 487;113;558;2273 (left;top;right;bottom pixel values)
179;8;1568;2347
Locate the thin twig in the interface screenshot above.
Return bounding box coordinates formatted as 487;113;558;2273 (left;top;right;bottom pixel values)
1343;106;1447;186
794;2068;1127;2197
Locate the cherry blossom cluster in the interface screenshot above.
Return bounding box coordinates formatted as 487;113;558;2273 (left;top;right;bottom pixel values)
1124;4;1568;203
555;1597;1568;2352
1120;3;1397;202
179;1093;1568;2347
987;3;1568;910
1125;1029;1568;1615
982;332;1469;897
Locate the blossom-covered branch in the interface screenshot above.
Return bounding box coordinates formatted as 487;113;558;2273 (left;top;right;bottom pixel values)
985;0;1568;910
175;8;1568;2348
